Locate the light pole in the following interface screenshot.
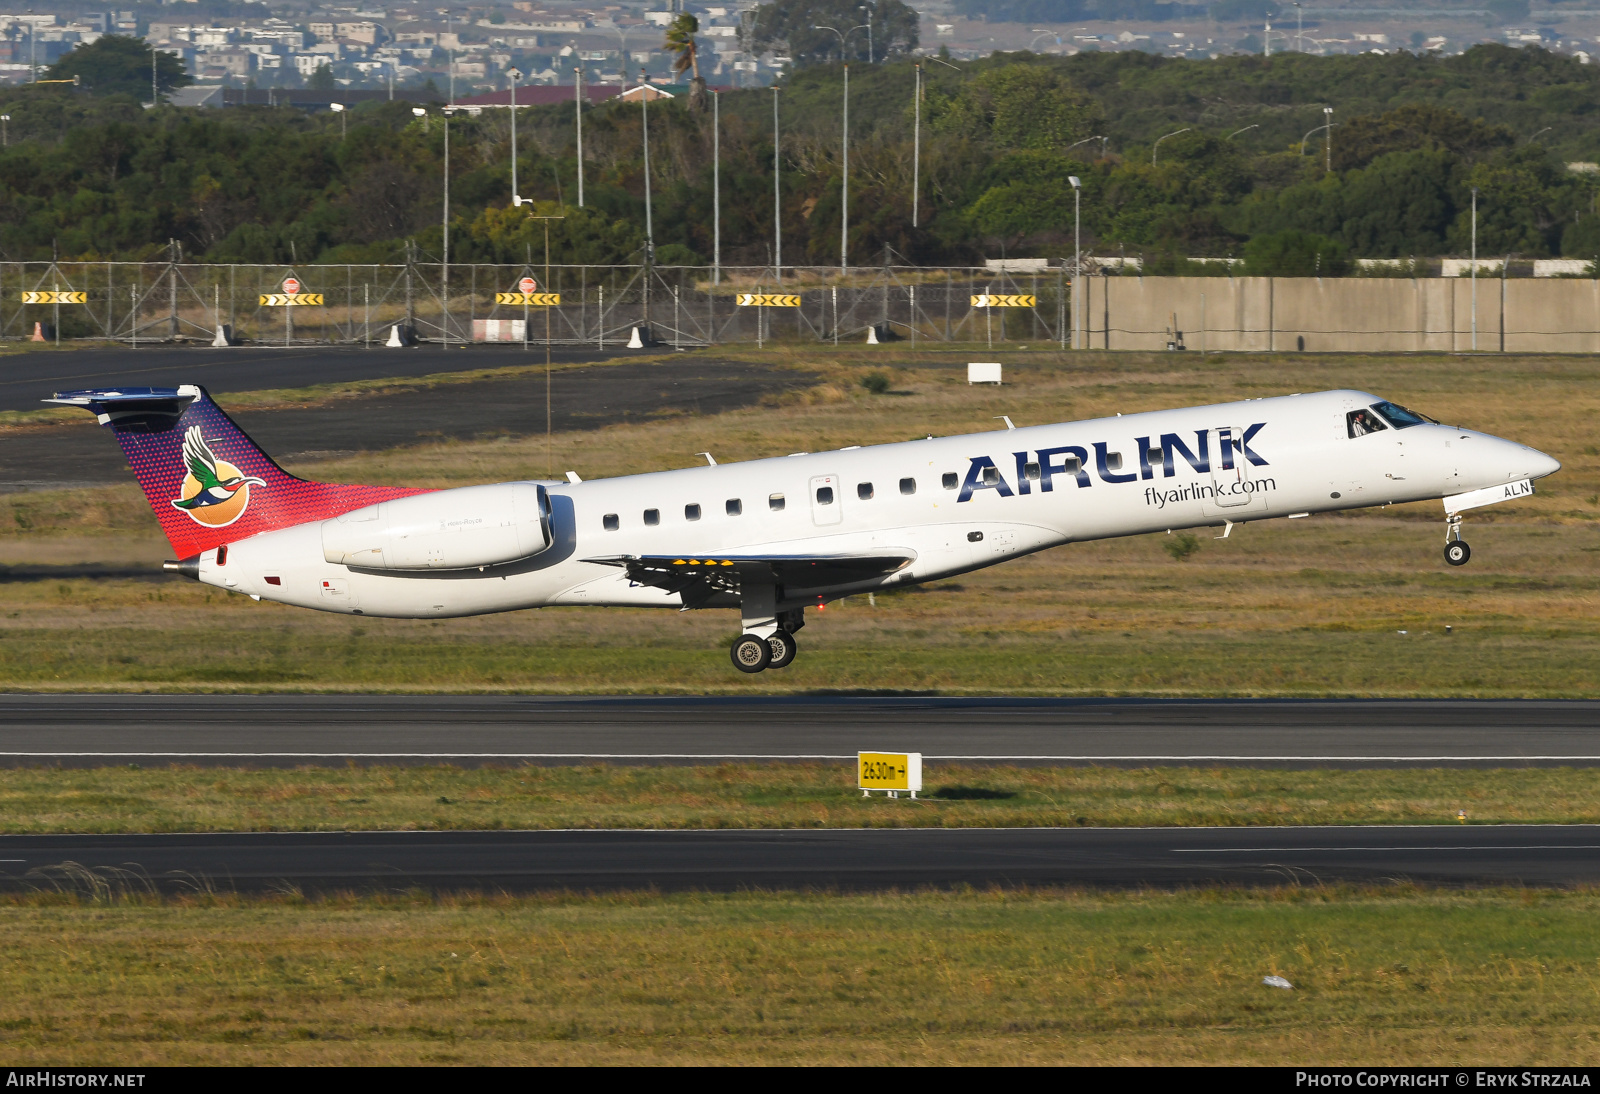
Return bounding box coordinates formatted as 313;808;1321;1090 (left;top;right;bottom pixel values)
330;101;345;139
1069;172;1081;289
1227;123;1259;140
1068;174;1083;349
1;115;10;148
1299;110;1337;169
862;5;872;62
443;106;453;346
1293;2;1303;51
912;62;920;228
506;67;522;205
1152;127;1189;165
811;24;863;273
412;104;427;132
712;88;720;283
1471;185;1478;351
574;66;584;207
773;85;781;280
1028;29;1057;51
1066;134;1102;157
640;71;654;264
1529;126;1552;143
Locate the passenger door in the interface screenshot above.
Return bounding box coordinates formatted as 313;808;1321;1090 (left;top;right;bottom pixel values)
809;474;843;526
1205;426;1268;516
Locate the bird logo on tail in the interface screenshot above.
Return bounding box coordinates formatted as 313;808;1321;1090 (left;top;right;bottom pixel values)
170;425;266;527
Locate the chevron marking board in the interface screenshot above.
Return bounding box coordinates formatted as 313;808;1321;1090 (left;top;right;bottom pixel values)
495;292;562;306
736;293;801;307
970;294;1036;308
21;291;87;304
258;293;325;306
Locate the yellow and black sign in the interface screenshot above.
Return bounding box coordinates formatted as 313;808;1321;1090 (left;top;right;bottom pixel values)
259;293;325;306
495;292;561;306
21;291;87;304
736;293;801;307
971;294;1036;308
858;751;923;795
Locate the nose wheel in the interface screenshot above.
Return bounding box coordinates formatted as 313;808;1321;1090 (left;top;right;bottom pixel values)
1443;512;1471;566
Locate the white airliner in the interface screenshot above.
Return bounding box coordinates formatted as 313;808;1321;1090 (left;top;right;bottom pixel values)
50;384;1559;673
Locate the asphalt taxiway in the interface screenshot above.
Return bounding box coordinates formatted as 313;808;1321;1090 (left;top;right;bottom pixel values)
5;825;1596;892
1;695;1597;767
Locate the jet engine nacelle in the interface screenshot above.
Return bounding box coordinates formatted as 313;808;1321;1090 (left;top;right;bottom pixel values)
321;482;552;570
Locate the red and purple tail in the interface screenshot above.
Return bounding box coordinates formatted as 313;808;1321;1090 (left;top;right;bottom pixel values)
48;385;429;559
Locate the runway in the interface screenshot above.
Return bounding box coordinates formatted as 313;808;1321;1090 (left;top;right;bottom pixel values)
5;825;1597;891
2;695;1598;767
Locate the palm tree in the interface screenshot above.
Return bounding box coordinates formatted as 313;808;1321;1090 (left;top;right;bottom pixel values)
665;13;707;112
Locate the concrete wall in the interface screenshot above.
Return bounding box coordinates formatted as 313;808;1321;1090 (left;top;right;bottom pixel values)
1071;275;1600;353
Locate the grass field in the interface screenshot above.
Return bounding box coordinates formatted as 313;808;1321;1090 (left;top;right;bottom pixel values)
0;345;1593;695
3;763;1600;833
1;886;1597;1064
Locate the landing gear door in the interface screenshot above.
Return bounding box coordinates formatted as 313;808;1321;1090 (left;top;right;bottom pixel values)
810;474;843;526
1204;426;1268;516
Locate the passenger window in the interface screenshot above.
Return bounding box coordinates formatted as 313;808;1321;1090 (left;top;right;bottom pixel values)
816;486;835;505
1024;462;1040;481
982;466;1001;486
899;477;916;495
643;508;660;526
1371;400;1431;428
942;472;958;490
726;498;742;516
1064;455;1082;472
685;503;701;521
769;493;785;511
1103;452;1123;471
603;513;620;531
857;482;874;500
1143;449;1161;467
1347;409;1388;438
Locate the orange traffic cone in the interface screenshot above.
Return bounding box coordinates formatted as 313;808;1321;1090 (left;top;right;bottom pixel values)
30;322;45;342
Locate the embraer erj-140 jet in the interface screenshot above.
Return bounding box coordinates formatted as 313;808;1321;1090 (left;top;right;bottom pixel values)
50;384;1559;673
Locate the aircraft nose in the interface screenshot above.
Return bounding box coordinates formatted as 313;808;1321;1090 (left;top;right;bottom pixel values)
1530;448;1562;480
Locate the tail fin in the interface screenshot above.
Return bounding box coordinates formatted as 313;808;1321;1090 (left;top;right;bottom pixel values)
47;384;429;559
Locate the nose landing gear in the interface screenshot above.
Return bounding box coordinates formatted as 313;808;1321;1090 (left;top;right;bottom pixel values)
1444;512;1471;566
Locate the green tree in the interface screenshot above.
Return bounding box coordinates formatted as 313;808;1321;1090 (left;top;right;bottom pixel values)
751;0;919;67
1243;230;1348;275
307;63;337;91
665;13;708;112
44;35;191;100
929;65;1102;151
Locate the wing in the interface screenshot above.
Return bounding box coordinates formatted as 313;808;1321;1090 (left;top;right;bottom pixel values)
182;426;220;487
583;551;915;607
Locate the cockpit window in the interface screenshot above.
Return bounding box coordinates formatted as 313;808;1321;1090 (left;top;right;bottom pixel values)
1347;409;1388;438
1371;401;1433;429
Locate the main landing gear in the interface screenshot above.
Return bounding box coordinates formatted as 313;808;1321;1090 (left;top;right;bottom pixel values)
730;630;799;673
729;604;806;673
1444;511;1471;567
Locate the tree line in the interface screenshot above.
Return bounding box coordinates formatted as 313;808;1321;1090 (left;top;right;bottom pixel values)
2;42;1600;272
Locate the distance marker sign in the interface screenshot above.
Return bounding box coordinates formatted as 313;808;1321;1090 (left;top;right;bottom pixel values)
736;293;801;307
21;291;87;304
858;751;922;798
971;294;1036;308
496;292;561;306
259;293;325;306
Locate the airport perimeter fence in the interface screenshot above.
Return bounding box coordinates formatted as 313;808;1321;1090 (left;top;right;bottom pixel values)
0;260;1070;349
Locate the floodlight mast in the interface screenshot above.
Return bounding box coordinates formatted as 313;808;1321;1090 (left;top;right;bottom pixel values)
507;67;523;206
